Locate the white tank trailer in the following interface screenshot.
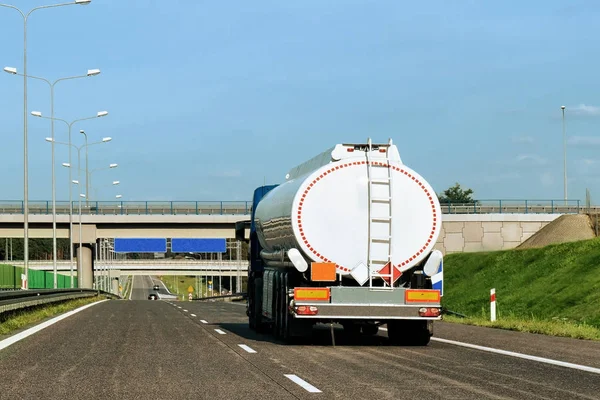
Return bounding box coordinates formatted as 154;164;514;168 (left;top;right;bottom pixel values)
240;139;444;345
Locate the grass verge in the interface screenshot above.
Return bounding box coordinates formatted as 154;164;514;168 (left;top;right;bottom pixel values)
0;296;102;336
443;236;600;339
159;275;227;300
443;315;600;341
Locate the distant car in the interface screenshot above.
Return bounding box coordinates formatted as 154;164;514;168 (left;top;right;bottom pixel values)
153;284;160;291
148;293;158;300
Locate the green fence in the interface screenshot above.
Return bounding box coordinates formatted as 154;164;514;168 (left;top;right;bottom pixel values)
0;264;77;289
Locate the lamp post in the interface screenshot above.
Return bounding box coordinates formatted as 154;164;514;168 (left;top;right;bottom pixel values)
3;68;100;288
31;110;108;287
46;136;111;288
0;0;93;288
86;163;118;202
79;130;118;203
561;105;567;206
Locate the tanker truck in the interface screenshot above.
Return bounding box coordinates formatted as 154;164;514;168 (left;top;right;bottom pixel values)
237;139;444;345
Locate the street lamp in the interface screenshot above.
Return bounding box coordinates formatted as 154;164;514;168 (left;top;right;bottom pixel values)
45;136;111;288
79;130;118;203
0;0;94;289
4;67;101;288
32;110;108;287
561;105;567;206
86;163;118;202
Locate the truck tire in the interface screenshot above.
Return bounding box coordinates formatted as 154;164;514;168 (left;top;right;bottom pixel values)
272;272;280;338
387;320;431;346
253;277;268;333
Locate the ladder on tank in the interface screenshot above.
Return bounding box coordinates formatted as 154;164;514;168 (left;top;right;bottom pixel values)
366;138;395;289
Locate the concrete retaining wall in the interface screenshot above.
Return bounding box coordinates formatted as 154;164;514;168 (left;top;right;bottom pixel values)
435;214;562;254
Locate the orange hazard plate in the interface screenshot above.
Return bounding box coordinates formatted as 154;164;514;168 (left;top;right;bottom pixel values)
294;288;330;301
311;262;337;281
405;289;441;303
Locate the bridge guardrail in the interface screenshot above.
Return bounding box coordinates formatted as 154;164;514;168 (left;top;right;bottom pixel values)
0;199;593;215
0;288;118;314
0;201;252;216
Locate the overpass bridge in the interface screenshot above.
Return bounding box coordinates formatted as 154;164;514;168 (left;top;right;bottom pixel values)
0;198;592;289
0;199;590;217
0;199;591;240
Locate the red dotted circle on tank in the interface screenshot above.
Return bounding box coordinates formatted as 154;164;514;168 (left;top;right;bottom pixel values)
296;162;437;273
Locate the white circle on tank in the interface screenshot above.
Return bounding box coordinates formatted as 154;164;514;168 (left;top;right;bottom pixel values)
293;160;440;275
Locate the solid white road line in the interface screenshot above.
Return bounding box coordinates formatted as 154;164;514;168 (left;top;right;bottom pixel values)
238;344;257;354
200;320;208;324
431;337;600;375
0;300;107;352
379;328;600;375
190;313;197;317
284;374;322;393
214;329;226;335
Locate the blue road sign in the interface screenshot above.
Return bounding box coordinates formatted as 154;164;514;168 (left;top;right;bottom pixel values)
114;238;167;253
171;238;226;253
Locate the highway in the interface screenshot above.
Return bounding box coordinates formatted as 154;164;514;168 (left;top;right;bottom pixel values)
128;275;175;300
0;276;598;398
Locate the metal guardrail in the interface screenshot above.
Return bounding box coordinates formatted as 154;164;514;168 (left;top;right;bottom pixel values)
195;292;247;301
0;288;118;314
0;199;592;215
0;201;251;215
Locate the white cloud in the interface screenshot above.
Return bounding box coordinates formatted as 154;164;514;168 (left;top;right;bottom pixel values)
568;136;600;146
516;154;547;165
568;104;600;116
575;159;600;176
512;136;534;144
540;172;554;187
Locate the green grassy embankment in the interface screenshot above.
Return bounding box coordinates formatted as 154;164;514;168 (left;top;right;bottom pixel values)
0;296;103;336
159;276;215;300
443;237;600;340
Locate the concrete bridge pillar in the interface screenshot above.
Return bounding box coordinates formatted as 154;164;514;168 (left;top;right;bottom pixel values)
72;224;97;289
76;245;94;289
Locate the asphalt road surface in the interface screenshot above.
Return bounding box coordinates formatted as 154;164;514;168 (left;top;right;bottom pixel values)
129;275;174;300
0;290;599;398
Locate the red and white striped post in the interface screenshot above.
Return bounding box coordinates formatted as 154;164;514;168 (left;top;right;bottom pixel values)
490;288;496;321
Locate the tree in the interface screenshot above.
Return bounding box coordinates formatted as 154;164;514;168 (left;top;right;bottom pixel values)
438;183;475;204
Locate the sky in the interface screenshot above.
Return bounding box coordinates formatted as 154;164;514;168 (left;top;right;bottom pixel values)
1;0;600;204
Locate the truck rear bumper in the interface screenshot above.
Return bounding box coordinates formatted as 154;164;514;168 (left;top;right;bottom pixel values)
291;303;441;320
291;286;442;320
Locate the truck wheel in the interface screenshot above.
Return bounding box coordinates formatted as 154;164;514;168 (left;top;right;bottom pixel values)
254;277;267;333
279;272;288;339
248;276;256;330
387;320;431;346
272;272;281;338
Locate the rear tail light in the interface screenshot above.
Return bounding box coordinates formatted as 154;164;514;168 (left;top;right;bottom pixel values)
379;148;386;153
347;148;354;152
296;305;318;315
419;307;441;317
